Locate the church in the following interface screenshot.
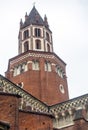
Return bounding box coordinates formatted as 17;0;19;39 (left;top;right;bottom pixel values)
0;5;88;130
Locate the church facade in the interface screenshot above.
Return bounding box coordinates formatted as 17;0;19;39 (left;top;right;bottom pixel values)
0;6;88;130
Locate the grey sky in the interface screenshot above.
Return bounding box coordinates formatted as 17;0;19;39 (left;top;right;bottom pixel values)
0;0;88;99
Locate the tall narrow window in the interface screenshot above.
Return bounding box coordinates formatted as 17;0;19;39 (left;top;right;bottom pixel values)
45;61;51;72
24;41;29;52
13;66;19;76
35;28;41;37
24;30;29;39
17;66;21;75
46;32;50;42
56;65;64;78
47;44;50;52
35;40;41;49
13;62;28;76
13;67;17;76
23;63;28;71
21;63;28;72
32;60;39;70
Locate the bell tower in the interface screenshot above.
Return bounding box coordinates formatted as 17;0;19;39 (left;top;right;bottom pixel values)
5;6;69;105
18;6;53;54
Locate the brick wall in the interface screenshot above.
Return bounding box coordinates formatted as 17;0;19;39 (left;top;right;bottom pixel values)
0;93;20;130
6;52;69;105
19;110;53;130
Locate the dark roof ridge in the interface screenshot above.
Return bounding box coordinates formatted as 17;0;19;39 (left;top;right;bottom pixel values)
0;92;21;98
19;109;53;117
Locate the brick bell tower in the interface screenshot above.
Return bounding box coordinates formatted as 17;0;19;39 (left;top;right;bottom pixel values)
5;6;69;105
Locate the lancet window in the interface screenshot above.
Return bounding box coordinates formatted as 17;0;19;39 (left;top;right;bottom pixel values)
56;65;65;78
24;41;29;52
24;30;29;39
47;44;50;52
45;61;51;72
32;60;40;70
13;62;28;76
46;32;50;42
35;28;41;37
35;40;41;49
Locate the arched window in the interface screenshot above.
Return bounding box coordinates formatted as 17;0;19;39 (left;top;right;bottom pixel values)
45;61;51;72
13;67;17;76
13;62;28;76
35;28;41;37
24;30;29;39
24;41;29;52
56;65;64;78
32;60;39;70
35;40;41;49
46;32;50;42
20;63;28;73
17;66;21;75
22;63;28;72
13;66;19;76
47;44;50;52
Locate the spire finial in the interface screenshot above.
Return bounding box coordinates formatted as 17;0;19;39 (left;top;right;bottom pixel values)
33;2;36;7
44;14;49;28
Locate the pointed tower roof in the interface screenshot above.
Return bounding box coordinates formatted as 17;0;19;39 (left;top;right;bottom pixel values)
20;6;49;29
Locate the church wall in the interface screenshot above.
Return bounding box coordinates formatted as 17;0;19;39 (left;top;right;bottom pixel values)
0;93;20;130
19;110;53;130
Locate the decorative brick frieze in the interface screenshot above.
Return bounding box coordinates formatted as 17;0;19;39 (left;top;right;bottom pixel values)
0;74;48;113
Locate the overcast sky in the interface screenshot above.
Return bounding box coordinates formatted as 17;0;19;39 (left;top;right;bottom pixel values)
0;0;88;99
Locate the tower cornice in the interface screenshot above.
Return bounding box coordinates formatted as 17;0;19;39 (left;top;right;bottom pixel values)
8;51;66;67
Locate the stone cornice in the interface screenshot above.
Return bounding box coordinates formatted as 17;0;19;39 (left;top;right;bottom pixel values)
8;51;66;67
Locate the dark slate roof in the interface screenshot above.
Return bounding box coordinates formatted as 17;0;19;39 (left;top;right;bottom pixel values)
21;6;49;29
